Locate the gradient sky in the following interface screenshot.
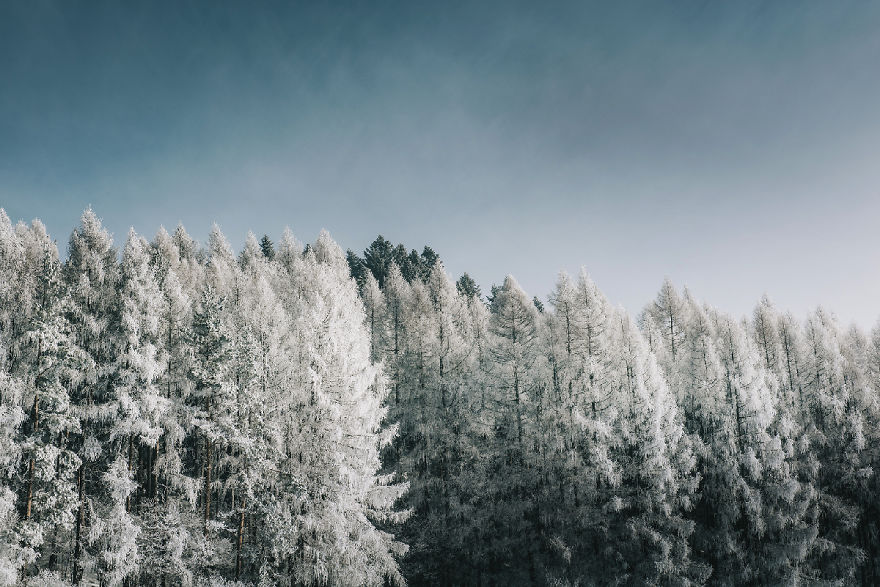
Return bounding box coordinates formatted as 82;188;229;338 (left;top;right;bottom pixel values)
2;1;880;327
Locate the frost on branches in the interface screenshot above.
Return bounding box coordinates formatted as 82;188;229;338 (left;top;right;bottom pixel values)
0;208;878;586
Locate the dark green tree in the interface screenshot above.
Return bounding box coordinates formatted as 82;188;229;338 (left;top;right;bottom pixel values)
455;273;481;300
346;249;368;290
532;296;544;313
258;234;275;260
363;236;395;288
417;247;438;282
393;244;417;282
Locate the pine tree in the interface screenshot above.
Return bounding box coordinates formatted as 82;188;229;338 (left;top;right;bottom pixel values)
455;273;481;301
363;236;395;288
258;234;275;261
346;249;368;291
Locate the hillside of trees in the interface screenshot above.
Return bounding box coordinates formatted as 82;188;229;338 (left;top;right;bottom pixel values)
1;209;878;586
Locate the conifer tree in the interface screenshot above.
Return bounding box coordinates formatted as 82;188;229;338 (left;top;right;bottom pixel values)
362;274;386;364
713;309;816;583
455;273;480;301
481;275;546;584
63;208;121;585
548;272;704;584
861;320;880;584
284;231;407;586
258;234;275;260
188;279;235;576
2;217;82;583
92;229;169;585
801;309;873;582
393;263;481;585
363;236;395;288
646;283;817;584
142;226;201;584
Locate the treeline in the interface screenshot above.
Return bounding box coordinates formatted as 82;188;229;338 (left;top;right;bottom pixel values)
0;212;878;586
348;235;880;586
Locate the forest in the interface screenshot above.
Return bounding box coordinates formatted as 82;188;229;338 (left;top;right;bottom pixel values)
0;208;878;586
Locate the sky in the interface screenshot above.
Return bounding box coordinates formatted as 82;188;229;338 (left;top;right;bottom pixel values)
2;0;880;327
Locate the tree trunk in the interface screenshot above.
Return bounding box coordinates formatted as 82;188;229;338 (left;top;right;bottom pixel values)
26;457;34;520
73;464;84;585
126;435;134;512
204;434;212;536
26;391;40;520
235;496;246;580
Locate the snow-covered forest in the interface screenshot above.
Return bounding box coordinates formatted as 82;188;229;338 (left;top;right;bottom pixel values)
1;208;878;586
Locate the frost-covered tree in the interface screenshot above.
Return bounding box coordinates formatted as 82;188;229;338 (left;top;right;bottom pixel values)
714;310;817;583
800;309;873;582
382;265;410;408
547;272;703;585
188;279;235;575
645;283;817;584
0;215;77;583
63;208;121;585
16;221;83;582
391;263;484;585
605;311;704;585
361;273;385;364
5;208;880;586
140;225;202;585
273;231;407;586
88;229;170;586
861;321;880;584
479;275;547;584
0;210;25;374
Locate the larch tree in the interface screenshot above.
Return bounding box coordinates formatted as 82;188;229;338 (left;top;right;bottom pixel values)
394;262;480;585
548;272;702;585
801;309;873;583
361;273;386;364
92;229;169;586
860;321;880;584
282;231;407;586
62;208;121;585
141;225;202;585
713;309;817;584
646;283;814;584
186;225;240;578
482;275;547;585
604;311;704;585
16;220;84;583
382;265;411;409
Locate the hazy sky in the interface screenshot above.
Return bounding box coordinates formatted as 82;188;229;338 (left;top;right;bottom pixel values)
2;1;880;327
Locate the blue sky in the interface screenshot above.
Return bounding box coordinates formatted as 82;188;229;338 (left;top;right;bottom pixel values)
2;1;880;326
